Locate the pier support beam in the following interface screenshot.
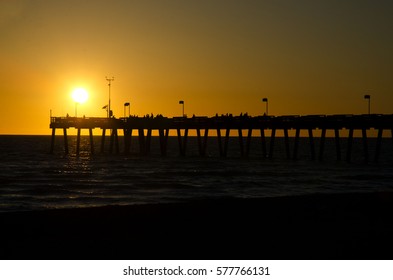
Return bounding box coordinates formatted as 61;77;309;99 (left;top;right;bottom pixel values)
123;129;132;155
362;128;369;163
225;129;230;157
335;128;341;161
284;128;290;159
268;128;276;159
63;128;69;155
145;129;152;155
159;129;169;156
109;129;119;154
217;129;223;157
76;128;81;156
374;128;383;163
293;128;315;160
216;129;230;157
238;129;244;157
293;128;300;160
75;128;94;155
115;130;119;154
245;129;252;157
177;128;189;156
260;128;267;158
390;128;393;151
346;128;354;163
50;128;56;154
89;128;94;154
101;129;106;153
308;128;315;160
197;128;209;156
319;128;326;161
138;129;145;155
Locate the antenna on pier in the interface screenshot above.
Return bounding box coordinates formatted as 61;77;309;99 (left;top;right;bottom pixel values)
106;76;115;118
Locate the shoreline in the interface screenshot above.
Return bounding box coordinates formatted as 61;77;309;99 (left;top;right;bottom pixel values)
1;192;393;260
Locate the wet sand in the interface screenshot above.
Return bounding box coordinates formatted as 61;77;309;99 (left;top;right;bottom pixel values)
1;192;393;260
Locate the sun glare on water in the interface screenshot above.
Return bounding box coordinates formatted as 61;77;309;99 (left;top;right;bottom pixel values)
71;88;89;104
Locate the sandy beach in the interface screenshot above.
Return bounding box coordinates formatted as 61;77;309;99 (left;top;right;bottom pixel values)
1;192;393;260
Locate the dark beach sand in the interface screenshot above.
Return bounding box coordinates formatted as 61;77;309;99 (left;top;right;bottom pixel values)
1;192;393;260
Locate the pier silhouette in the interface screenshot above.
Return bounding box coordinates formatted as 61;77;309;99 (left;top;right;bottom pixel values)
50;114;393;162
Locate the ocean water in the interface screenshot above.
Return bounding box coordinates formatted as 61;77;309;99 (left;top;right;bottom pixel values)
0;135;392;212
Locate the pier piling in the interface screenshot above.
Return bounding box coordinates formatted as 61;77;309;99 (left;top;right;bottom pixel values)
284;128;290;159
319;128;326;161
391;128;393;148
362;128;369;163
245;128;252;157
293;128;300;160
138;129;146;155
76;128;81;156
159;129;169;156
196;128;209;156
109;129;119;154
346;128;354;163
63;128;68;155
268;128;276;159
238;129;244;157
146;129;152;155
260;129;267;157
177;128;189;156
334;128;341;161
123;129;132;155
308;128;315;160
374;128;383;163
89;128;94;154
50;128;56;154
101;129;106;153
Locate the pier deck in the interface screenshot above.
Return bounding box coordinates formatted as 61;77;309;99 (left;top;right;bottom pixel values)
50;114;393;162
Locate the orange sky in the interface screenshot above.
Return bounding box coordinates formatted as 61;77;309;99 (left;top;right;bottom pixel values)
1;0;392;134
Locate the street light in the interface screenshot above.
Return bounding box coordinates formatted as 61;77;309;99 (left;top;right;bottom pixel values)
124;102;130;118
106;76;114;118
364;94;371;115
179;100;185;117
262;98;268;116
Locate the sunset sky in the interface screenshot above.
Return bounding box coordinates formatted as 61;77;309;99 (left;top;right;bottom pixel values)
1;0;392;134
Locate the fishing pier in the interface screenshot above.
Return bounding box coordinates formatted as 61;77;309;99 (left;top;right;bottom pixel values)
50;114;393;162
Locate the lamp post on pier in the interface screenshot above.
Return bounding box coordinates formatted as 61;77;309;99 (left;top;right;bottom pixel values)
106;76;114;118
364;94;371;115
179;100;185;117
262;98;268;116
124;102;130;118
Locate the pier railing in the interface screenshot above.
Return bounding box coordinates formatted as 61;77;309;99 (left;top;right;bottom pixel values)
49;114;393;162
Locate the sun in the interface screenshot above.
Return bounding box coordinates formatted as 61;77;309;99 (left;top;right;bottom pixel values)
71;88;88;104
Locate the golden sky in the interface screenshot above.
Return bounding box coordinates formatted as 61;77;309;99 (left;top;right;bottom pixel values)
1;0;392;134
